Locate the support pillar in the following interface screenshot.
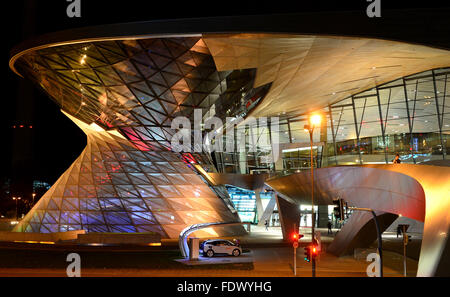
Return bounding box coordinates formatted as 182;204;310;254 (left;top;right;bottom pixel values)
257;192;277;226
317;205;329;228
276;195;301;241
254;188;264;223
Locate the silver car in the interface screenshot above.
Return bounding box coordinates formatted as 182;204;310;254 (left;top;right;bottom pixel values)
201;239;242;257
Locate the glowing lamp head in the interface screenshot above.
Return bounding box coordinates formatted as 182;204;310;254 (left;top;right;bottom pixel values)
292;233;299;241
309;114;322;127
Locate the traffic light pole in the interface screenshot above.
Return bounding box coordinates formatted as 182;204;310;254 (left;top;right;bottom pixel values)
348;207;383;277
308;129;316;278
400;224;410;277
403;234;407;277
294;240;297;276
292;223;302;276
294;223;297;276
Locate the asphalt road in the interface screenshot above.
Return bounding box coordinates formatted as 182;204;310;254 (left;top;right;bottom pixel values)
0;240;416;277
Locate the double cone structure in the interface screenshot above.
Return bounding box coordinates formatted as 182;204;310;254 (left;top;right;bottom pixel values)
15;112;239;238
12;36;261;237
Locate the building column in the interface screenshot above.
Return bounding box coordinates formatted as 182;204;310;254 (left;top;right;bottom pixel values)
276;195;300;241
317;205;329;228
254;188;264;222
257;191;277;226
319;111;328;168
239;152;247;174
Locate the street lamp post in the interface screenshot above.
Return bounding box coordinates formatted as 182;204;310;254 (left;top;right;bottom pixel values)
32;193;36;205
304;113;322;277
12;197;21;220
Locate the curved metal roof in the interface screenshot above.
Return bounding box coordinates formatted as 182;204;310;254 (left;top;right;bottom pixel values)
10;11;450;74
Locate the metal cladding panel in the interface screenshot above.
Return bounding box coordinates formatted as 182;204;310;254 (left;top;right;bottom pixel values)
266;164;450;276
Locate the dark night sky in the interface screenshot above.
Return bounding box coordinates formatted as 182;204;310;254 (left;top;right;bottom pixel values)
3;0;450;186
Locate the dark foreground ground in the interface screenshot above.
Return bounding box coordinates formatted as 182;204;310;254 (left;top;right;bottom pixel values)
0;242;253;271
0;239;417;277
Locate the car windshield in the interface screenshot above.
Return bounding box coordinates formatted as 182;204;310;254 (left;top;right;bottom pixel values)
206;240;234;246
208;241;220;246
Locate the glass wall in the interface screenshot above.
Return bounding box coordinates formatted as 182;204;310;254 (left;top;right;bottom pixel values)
214;67;449;173
226;186;272;223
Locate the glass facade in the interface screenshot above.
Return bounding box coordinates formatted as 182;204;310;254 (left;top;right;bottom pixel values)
15;37;270;153
330;68;449;165
226;186;257;223
12;36;273;236
214;68;449;174
226;186;273;223
14;116;242;237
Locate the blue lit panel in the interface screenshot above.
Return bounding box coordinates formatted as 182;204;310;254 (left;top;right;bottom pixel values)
226;186;257;223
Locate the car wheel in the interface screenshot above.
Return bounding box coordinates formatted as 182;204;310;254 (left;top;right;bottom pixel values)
232;249;241;257
206;249;214;257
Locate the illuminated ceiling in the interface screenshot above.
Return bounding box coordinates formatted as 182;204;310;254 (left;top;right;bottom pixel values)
203;33;450;117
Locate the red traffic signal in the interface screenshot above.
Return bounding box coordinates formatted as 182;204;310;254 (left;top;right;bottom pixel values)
304;244;319;262
291;233;304;241
311;244;320;259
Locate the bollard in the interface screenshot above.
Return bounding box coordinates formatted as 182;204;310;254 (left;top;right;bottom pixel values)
189;237;199;260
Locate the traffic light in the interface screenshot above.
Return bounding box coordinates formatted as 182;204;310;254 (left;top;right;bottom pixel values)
311;244;319;260
304;246;311;262
333;198;345;221
291;232;304;241
292;232;303;249
304;243;320;263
